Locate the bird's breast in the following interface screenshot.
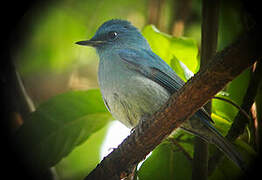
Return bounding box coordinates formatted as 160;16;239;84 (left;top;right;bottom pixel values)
98;56;170;128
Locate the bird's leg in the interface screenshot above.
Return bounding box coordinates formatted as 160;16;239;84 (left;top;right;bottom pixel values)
121;164;138;180
130;113;151;134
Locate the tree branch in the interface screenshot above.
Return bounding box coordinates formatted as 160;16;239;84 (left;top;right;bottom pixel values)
84;26;262;180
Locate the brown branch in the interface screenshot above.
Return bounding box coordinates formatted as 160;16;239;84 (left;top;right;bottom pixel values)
213;96;251;121
84;26;262;180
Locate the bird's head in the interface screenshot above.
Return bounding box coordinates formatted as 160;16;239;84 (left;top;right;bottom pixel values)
76;19;150;52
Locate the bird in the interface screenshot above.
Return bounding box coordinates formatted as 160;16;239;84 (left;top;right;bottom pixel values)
76;19;244;169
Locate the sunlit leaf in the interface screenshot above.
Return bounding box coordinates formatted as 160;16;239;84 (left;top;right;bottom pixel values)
15;89;111;171
142;25;200;74
211;113;231;136
212;69;250;122
170;56;194;81
213;1;248;123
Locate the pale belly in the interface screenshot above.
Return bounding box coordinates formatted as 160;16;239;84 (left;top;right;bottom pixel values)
98;62;170;128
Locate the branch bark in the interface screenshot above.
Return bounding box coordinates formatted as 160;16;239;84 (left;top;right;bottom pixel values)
84;26;262;180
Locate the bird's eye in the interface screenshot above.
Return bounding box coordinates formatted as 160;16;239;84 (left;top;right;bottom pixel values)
108;31;118;40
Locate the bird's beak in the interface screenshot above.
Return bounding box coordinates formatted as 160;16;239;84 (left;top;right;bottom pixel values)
75;40;105;47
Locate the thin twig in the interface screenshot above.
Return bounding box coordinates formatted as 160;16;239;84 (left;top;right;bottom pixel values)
212;96;251;121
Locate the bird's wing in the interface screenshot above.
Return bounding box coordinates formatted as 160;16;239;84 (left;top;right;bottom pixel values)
118;48;214;123
118;48;184;93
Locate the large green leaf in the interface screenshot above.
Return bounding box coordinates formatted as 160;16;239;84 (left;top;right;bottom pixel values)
212;1;248;123
55;123;110;180
212;69;250;122
211;113;231;136
217;1;243;51
15;89;111;171
209;139;256;180
138;140;192;180
142;25;200;77
170;56;194;81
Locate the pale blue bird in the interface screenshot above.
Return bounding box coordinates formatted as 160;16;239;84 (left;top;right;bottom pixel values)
76;19;244;169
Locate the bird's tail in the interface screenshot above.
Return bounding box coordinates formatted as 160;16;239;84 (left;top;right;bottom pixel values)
181;111;246;170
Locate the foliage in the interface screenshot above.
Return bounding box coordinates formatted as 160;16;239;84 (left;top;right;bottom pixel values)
15;90;111;172
142;25;199;81
138;140;192;180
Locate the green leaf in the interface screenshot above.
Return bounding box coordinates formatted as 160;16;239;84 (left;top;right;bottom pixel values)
209;139;256;180
55;123;110;180
171;130;195;157
211;113;231;136
15;89;111;171
217;2;243;51
209;156;243;180
170;56;194;81
142;25;200;75
212;69;250;122
138;140;192;180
